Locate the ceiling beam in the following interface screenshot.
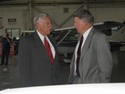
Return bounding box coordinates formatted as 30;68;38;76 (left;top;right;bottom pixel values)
0;1;125;6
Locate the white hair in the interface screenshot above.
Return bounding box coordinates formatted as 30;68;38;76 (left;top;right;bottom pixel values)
33;12;50;27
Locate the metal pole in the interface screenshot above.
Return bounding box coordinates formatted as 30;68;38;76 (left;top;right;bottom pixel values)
32;6;59;28
59;4;85;28
56;29;72;46
28;0;33;30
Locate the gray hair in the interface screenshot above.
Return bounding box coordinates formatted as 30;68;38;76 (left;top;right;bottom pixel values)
73;9;94;25
33;12;50;26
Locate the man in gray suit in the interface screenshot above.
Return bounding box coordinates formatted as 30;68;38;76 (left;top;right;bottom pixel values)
18;12;60;87
69;9;113;84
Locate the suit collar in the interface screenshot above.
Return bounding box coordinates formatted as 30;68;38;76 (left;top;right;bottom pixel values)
80;27;95;59
33;31;57;51
33;31;58;64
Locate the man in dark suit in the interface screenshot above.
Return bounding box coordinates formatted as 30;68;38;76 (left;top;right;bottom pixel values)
1;33;11;66
18;12;60;87
68;9;113;84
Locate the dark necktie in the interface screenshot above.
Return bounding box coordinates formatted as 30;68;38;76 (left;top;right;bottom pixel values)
76;35;83;76
44;37;54;64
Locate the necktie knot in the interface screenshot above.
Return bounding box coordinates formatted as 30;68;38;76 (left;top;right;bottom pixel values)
77;35;83;55
44;37;48;46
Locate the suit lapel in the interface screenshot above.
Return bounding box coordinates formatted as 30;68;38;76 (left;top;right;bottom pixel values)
80;27;94;59
33;31;45;52
33;32;52;64
48;35;57;54
33;31;57;64
33;31;56;53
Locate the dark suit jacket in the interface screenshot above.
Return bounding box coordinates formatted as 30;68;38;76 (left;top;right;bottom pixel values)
69;27;113;83
2;37;11;51
18;31;60;87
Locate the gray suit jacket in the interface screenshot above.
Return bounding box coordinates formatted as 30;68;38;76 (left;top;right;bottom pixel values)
69;27;113;84
18;31;60;87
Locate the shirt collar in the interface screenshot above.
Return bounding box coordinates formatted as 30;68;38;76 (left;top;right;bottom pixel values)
36;30;44;43
82;26;93;38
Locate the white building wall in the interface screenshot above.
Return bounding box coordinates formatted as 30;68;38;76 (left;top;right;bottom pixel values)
0;5;125;37
0;7;23;36
90;7;125;23
32;5;81;28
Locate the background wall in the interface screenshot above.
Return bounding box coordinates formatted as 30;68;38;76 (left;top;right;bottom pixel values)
90;7;125;22
0;5;125;38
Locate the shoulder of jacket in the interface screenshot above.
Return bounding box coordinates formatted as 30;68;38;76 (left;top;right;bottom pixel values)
20;33;35;43
93;28;106;36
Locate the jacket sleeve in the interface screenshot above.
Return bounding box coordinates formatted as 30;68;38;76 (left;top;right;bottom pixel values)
96;34;113;82
18;37;31;87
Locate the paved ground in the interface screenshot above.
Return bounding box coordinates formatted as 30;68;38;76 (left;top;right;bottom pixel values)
0;51;125;90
